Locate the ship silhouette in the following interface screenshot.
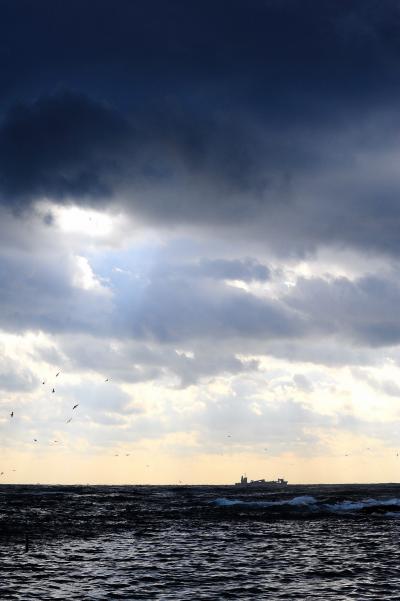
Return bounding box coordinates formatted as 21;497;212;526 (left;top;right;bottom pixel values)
235;474;288;487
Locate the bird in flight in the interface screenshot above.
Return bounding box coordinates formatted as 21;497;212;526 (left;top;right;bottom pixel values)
33;439;38;442
66;418;72;424
42;381;45;385
55;372;61;377
105;378;109;382
72;404;79;410
10;411;14;418
52;388;55;393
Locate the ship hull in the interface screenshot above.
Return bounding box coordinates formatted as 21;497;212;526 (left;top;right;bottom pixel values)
234;482;288;488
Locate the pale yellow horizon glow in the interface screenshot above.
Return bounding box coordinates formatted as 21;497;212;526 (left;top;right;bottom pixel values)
1;446;400;486
1;328;400;485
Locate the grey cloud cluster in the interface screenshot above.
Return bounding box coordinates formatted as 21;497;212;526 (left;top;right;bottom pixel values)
4;227;400;388
123;274;303;343
0;354;38;392
181;258;270;283
0;248;112;336
190;395;332;455
287;274;400;347
54;334;260;389
352;368;400;398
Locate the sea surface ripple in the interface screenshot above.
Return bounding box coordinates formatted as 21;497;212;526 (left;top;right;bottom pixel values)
0;483;399;600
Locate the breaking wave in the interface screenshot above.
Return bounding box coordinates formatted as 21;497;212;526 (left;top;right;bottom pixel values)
212;495;317;508
212;495;400;516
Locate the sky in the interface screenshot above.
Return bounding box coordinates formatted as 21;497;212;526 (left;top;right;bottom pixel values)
2;0;400;484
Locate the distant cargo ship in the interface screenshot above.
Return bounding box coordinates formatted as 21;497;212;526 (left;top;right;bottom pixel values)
235;475;288;487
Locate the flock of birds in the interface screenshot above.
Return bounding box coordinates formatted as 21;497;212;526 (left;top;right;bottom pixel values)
2;371;400;480
1;370;111;479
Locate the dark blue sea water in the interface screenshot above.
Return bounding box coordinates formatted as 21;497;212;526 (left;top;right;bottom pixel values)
1;484;399;599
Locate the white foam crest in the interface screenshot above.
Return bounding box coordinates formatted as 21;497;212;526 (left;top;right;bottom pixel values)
287;495;317;506
325;498;400;513
212;495;318;508
213;498;243;507
212;496;400;514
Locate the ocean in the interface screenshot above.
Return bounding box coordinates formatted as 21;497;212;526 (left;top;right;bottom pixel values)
0;483;399;600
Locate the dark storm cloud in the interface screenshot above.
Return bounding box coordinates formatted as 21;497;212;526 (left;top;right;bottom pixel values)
0;91;131;206
1;2;400;255
0;89;268;214
2;0;399;108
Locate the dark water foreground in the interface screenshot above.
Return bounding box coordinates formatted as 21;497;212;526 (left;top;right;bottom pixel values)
1;484;400;600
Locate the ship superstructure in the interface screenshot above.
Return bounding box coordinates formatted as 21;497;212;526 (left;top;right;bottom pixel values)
235;474;288;487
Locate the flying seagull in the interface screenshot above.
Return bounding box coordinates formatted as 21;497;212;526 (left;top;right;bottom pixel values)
105;378;109;382
55;372;60;377
10;411;14;418
66;418;72;424
52;388;55;393
72;404;79;410
33;439;38;442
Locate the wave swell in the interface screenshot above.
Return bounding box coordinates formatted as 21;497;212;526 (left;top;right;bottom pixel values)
212;495;400;517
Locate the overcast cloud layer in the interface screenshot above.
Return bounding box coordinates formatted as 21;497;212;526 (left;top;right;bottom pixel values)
1;1;400;483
